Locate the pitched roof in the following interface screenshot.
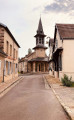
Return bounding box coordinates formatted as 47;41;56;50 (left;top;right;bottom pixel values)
0;23;20;48
19;57;27;63
25;52;35;58
56;24;74;39
28;57;49;62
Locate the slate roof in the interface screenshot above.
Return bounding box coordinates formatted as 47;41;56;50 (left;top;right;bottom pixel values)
56;24;74;39
0;23;20;48
19;52;35;63
34;18;46;37
37;18;44;34
28;57;49;62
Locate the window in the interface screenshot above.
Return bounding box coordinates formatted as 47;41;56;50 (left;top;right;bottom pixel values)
6;41;9;54
14;48;15;59
10;45;12;56
15;64;18;73
40;30;42;33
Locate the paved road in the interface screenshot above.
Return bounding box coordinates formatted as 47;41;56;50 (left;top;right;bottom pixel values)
0;75;69;120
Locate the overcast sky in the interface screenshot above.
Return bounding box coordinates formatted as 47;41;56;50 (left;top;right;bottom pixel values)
0;0;74;58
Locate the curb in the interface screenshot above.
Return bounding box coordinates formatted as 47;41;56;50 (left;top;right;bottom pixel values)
43;75;74;120
0;76;24;97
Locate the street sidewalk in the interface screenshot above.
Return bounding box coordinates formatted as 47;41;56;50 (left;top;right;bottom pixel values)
44;75;74;120
0;76;24;98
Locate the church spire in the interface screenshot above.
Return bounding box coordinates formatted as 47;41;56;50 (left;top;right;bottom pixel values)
33;17;47;50
37;17;44;34
34;17;46;38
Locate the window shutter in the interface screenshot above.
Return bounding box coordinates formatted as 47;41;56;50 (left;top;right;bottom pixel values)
8;62;10;75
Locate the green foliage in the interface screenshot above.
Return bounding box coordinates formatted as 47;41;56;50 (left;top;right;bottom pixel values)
61;74;72;87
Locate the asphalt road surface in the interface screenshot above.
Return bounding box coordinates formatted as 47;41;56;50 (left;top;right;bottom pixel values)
0;74;69;120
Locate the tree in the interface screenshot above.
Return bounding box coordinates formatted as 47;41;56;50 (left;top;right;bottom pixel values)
28;48;32;54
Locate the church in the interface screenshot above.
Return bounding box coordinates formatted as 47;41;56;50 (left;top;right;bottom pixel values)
19;18;49;73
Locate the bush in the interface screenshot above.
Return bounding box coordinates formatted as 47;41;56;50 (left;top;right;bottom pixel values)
61;74;72;87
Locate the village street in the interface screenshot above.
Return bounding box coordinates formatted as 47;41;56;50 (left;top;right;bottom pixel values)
0;74;69;120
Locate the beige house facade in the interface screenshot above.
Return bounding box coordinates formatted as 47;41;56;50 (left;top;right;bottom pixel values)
0;23;20;82
19;18;49;73
49;24;74;81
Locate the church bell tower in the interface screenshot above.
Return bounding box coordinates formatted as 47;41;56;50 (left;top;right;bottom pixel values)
33;18;47;57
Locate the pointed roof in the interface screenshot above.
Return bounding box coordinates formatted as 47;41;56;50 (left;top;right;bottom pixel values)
37;18;44;34
34;18;46;37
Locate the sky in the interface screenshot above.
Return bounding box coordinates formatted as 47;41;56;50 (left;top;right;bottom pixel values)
0;0;74;58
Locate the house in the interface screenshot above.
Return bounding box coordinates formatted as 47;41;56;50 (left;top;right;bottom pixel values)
19;18;49;73
0;49;7;83
0;23;20;82
18;57;28;73
49;24;74;81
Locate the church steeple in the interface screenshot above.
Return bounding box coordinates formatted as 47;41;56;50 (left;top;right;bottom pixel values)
33;18;47;50
37;18;44;34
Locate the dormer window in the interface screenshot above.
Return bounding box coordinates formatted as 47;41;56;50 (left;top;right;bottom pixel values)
40;30;42;33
